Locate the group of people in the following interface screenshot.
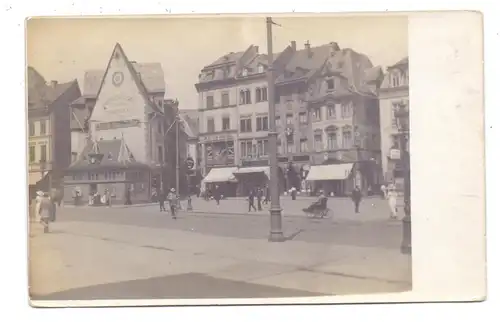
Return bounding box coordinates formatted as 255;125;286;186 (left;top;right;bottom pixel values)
247;185;270;212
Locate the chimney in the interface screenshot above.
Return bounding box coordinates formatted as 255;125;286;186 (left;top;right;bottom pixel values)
291;41;296;51
305;41;312;58
50;80;58;88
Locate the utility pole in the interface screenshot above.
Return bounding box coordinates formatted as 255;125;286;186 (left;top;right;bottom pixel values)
266;17;285;242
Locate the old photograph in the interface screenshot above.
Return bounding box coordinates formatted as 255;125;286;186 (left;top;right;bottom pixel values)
27;15;412;304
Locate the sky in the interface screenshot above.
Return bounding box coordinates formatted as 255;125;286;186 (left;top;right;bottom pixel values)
27;15;408;111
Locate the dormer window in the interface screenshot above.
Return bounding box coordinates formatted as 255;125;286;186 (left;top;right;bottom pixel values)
258;65;265;73
242;69;248;77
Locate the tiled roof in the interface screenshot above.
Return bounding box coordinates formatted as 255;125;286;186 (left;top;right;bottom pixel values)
27;67;79;110
82;62;165;97
69;138;147;170
205;50;246;68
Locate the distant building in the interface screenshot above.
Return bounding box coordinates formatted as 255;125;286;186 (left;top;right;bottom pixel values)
64;43;182;204
27;67;81;198
178;111;202;192
378;57;409;184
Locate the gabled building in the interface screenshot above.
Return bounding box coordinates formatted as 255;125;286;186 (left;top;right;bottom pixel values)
378;57;409;184
27;67;81;198
301;42;384;195
65;43;182;204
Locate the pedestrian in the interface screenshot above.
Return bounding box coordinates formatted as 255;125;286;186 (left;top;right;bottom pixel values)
291;186;297;200
49;190;57;222
380;184;387;200
248;189;257;212
263;184;270;204
37;191;52;233
351;185;362;214
125;186;132;205
214;185;221;205
158;189;167;212
387;183;398;219
167;188;178;219
257;187;263;211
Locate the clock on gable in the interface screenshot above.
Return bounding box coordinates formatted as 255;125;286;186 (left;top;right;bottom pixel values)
112;71;124;87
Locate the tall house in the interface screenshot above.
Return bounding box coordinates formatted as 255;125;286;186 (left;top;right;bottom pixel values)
27;67;81;196
195;44;295;196
64;43;182;204
378;57;409;183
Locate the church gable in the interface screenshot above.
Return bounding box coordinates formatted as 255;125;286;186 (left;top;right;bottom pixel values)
90;43;155;124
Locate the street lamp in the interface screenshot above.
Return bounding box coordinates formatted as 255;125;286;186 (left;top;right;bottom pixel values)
266;17;285;242
395;103;411;255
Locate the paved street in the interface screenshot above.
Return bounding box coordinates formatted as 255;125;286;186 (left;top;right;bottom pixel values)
29;198;411;303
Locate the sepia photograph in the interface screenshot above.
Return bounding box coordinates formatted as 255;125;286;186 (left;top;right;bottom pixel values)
27;14;413;305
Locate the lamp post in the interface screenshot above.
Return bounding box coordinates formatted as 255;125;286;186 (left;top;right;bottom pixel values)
266;17;285;242
395;104;411;255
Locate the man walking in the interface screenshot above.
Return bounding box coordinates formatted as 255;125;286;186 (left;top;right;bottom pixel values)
167;188;178;219
290;186;297;201
263;184;270;204
248;188;257;212
351;186;362;214
257;187;263;211
158;189;167;212
214;185;221;205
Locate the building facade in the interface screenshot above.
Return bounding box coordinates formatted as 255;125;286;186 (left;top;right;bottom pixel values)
195;41;385;196
27;67;81;198
378;57;409;184
64;43;183;204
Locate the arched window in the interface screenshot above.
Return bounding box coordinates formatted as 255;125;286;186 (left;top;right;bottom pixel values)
325;126;338;150
256;88;262;102
342;126;353;149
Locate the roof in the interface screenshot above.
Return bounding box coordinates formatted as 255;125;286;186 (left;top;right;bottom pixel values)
70;106;90;131
27;67;79;110
389;57;409;69
380;56;409;89
91;43;162;114
178;114;199;138
69;138;147;170
83;62;165;97
205;50;246;68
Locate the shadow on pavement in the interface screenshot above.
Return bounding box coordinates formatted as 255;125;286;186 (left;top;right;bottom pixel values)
30;273;326;302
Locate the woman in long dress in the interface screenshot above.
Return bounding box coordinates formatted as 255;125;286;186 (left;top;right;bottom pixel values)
387;184;398;219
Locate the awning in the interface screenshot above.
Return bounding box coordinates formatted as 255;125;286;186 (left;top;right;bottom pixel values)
28;172;44;186
305;163;354;181
233;166;270;179
202;167;238;184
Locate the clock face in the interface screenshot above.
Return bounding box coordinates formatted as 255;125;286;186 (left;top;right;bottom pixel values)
112;71;124;87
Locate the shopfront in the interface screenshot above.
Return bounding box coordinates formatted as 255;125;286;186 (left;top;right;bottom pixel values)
305;162;356;196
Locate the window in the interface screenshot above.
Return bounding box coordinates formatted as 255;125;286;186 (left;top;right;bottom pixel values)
207;117;215;133
391;73;400;87
391;135;401;149
206;95;214;109
299;112;307;124
326;78;335;90
71;152;78;162
158;146;163;163
256;115;269;131
275;116;281;127
286;114;293;125
239;89;251;104
240;140;253;158
392;102;404;127
286;141;296;154
341;102;353;118
40;120;47;135
261;87;268;101
256;88;262;102
256;87;268;102
314;133;323;151
240;117;252;132
242;69;248;77
312;107;321;121
222;116;230;130
327;105;336;119
277;140;283;154
300;139;308;152
327;132;337;150
342;127;353;148
29;146;35;163
221;91;230;107
40;144;47;162
29;121;35;136
256;139;269;156
258;65;265;73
